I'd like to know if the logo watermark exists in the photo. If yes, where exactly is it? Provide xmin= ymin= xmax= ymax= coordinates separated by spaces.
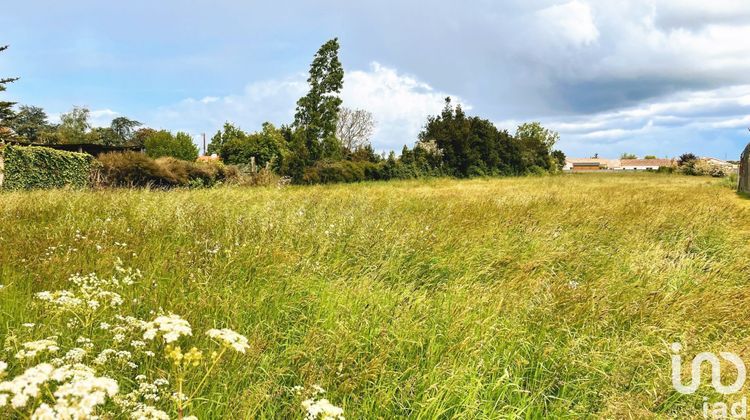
xmin=671 ymin=343 xmax=747 ymax=419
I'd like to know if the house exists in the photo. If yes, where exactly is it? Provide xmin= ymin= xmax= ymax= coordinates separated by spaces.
xmin=700 ymin=157 xmax=738 ymax=172
xmin=564 ymin=157 xmax=675 ymax=172
xmin=563 ymin=158 xmax=617 ymax=172
xmin=618 ymin=158 xmax=675 ymax=171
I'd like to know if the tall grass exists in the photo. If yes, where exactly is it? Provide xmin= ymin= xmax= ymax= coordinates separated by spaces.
xmin=1 ymin=173 xmax=748 ymax=417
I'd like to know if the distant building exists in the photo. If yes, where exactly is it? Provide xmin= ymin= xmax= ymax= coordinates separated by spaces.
xmin=563 ymin=158 xmax=617 ymax=172
xmin=564 ymin=158 xmax=675 ymax=172
xmin=618 ymin=159 xmax=675 ymax=171
xmin=700 ymin=157 xmax=738 ymax=172
xmin=197 ymin=154 xmax=221 ymax=163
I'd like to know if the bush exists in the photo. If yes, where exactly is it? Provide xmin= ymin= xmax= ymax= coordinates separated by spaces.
xmin=96 ymin=152 xmax=239 ymax=188
xmin=0 ymin=144 xmax=98 ymax=190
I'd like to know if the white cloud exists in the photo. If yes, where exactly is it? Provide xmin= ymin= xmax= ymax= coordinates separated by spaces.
xmin=150 ymin=62 xmax=466 ymax=152
xmin=341 ymin=63 xmax=468 ymax=151
xmin=537 ymin=1 xmax=600 ymax=46
xmin=89 ymin=109 xmax=119 ymax=127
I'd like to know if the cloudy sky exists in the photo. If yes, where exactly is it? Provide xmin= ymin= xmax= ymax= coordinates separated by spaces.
xmin=2 ymin=0 xmax=750 ymax=159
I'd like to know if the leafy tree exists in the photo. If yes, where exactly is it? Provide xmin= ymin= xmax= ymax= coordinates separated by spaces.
xmin=551 ymin=150 xmax=567 ymax=171
xmin=0 ymin=45 xmax=19 ymax=138
xmin=132 ymin=128 xmax=156 ymax=148
xmin=87 ymin=127 xmax=120 ymax=146
xmin=220 ymin=122 xmax=287 ymax=169
xmin=419 ymin=98 xmax=522 ymax=177
xmin=293 ymin=38 xmax=344 ymax=163
xmin=58 ymin=107 xmax=91 ymax=143
xmin=144 ymin=130 xmax=199 ymax=161
xmin=207 ymin=122 xmax=246 ymax=156
xmin=10 ymin=105 xmax=51 ymax=142
xmin=110 ymin=117 xmax=142 ymax=145
xmin=620 ymin=153 xmax=637 ymax=159
xmin=678 ymin=153 xmax=698 ymax=166
xmin=515 ymin=122 xmax=559 ymax=172
xmin=644 ymin=155 xmax=657 ymax=159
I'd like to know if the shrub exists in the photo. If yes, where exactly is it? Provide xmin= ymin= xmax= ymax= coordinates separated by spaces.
xmin=96 ymin=152 xmax=239 ymax=188
xmin=0 ymin=144 xmax=98 ymax=190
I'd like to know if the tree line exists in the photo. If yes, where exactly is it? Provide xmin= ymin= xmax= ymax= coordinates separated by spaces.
xmin=0 ymin=40 xmax=566 ymax=184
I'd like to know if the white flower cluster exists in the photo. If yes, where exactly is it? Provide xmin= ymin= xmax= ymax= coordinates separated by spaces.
xmin=302 ymin=398 xmax=345 ymax=420
xmin=15 ymin=338 xmax=60 ymax=360
xmin=0 ymin=362 xmax=117 ymax=418
xmin=142 ymin=315 xmax=193 ymax=343
xmin=206 ymin=328 xmax=250 ymax=353
xmin=34 ymin=269 xmax=138 ymax=313
xmin=297 ymin=385 xmax=345 ymax=420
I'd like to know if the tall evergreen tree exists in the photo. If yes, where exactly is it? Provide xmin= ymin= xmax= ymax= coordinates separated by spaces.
xmin=293 ymin=38 xmax=344 ymax=162
xmin=0 ymin=45 xmax=19 ymax=139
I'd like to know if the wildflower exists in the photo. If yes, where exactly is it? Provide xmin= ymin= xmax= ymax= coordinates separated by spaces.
xmin=142 ymin=314 xmax=192 ymax=343
xmin=568 ymin=280 xmax=579 ymax=289
xmin=0 ymin=361 xmax=6 ymax=375
xmin=206 ymin=328 xmax=250 ymax=353
xmin=302 ymin=398 xmax=345 ymax=420
xmin=100 ymin=322 xmax=111 ymax=330
xmin=130 ymin=403 xmax=169 ymax=419
xmin=22 ymin=323 xmax=35 ymax=328
xmin=15 ymin=338 xmax=59 ymax=360
xmin=63 ymin=348 xmax=86 ymax=364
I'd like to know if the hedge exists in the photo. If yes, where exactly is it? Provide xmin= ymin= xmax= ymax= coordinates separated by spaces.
xmin=0 ymin=145 xmax=98 ymax=190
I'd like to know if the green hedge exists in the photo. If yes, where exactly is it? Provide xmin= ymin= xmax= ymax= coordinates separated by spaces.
xmin=1 ymin=145 xmax=98 ymax=190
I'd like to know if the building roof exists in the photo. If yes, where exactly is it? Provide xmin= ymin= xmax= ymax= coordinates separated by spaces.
xmin=2 ymin=140 xmax=142 ymax=156
xmin=620 ymin=159 xmax=674 ymax=167
xmin=566 ymin=158 xmax=618 ymax=167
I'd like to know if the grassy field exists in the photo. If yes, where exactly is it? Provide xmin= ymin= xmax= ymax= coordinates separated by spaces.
xmin=1 ymin=173 xmax=749 ymax=418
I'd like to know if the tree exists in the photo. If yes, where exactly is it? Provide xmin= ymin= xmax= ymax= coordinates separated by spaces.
xmin=0 ymin=45 xmax=19 ymax=139
xmin=336 ymin=107 xmax=375 ymax=152
xmin=293 ymin=38 xmax=344 ymax=162
xmin=644 ymin=155 xmax=657 ymax=160
xmin=144 ymin=130 xmax=199 ymax=161
xmin=10 ymin=105 xmax=51 ymax=142
xmin=419 ymin=97 xmax=523 ymax=177
xmin=514 ymin=122 xmax=559 ymax=172
xmin=87 ymin=127 xmax=120 ymax=145
xmin=206 ymin=122 xmax=246 ymax=156
xmin=58 ymin=107 xmax=91 ymax=143
xmin=620 ymin=153 xmax=637 ymax=159
xmin=220 ymin=122 xmax=287 ymax=169
xmin=551 ymin=150 xmax=567 ymax=171
xmin=110 ymin=117 xmax=142 ymax=145
xmin=678 ymin=153 xmax=698 ymax=166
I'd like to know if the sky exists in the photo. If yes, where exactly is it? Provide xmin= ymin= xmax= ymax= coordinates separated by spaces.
xmin=2 ymin=0 xmax=750 ymax=159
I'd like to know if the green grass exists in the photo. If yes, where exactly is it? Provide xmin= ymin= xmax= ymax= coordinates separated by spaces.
xmin=1 ymin=173 xmax=749 ymax=418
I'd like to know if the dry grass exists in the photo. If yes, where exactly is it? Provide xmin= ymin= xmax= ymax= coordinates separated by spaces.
xmin=1 ymin=172 xmax=749 ymax=417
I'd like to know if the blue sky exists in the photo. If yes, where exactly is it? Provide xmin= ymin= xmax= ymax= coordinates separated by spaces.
xmin=2 ymin=0 xmax=750 ymax=159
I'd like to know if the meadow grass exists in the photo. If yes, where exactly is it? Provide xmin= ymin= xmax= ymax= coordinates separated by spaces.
xmin=1 ymin=173 xmax=749 ymax=418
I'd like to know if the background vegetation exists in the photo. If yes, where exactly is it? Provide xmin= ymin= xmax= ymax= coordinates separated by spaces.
xmin=0 ymin=144 xmax=97 ymax=190
xmin=0 ymin=174 xmax=747 ymax=417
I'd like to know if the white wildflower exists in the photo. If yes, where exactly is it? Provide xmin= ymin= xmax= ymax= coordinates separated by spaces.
xmin=142 ymin=314 xmax=192 ymax=343
xmin=15 ymin=338 xmax=59 ymax=360
xmin=206 ymin=328 xmax=250 ymax=353
xmin=302 ymin=398 xmax=345 ymax=420
xmin=131 ymin=404 xmax=169 ymax=419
